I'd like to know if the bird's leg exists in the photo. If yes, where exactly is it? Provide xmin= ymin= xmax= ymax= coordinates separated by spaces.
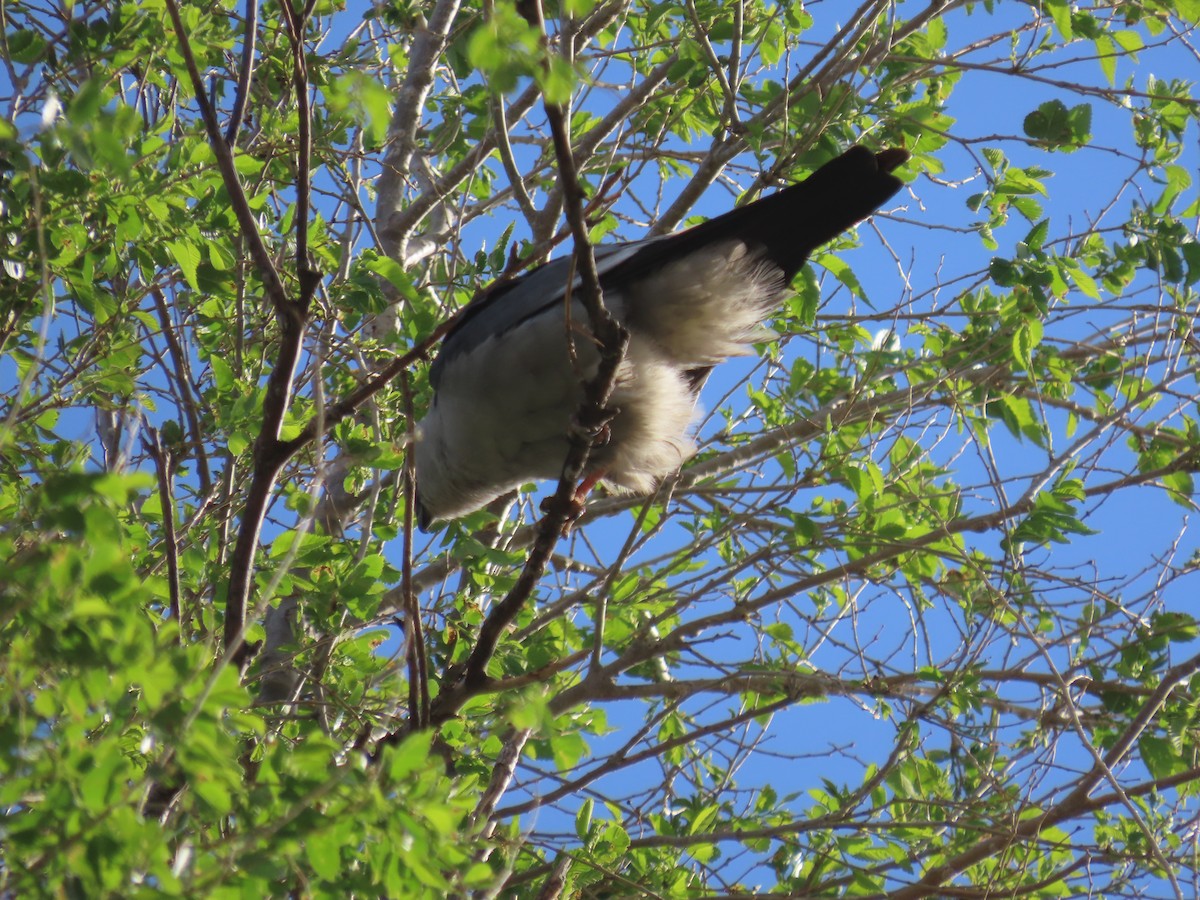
xmin=540 ymin=467 xmax=606 ymax=533
xmin=572 ymin=468 xmax=606 ymax=507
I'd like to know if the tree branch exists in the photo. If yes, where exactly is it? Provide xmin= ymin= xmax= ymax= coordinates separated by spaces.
xmin=375 ymin=0 xmax=463 ymax=265
xmin=425 ymin=0 xmax=630 ymax=724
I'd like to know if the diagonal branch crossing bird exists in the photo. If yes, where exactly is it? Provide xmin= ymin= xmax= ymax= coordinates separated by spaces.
xmin=414 ymin=145 xmax=909 ymax=527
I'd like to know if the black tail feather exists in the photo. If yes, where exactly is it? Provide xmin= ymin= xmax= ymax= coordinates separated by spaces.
xmin=627 ymin=146 xmax=908 ymax=282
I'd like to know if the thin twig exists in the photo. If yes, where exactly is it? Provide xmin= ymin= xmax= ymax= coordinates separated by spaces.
xmin=424 ymin=0 xmax=629 ymax=725
xmin=162 ymin=0 xmax=288 ymax=311
xmin=165 ymin=0 xmax=313 ymax=666
xmin=282 ymin=0 xmax=318 ymax=308
xmin=400 ymin=371 xmax=429 ymax=728
xmin=224 ymin=0 xmax=258 ymax=146
xmin=149 ymin=287 xmax=211 ymax=494
xmin=144 ymin=428 xmax=182 ymax=635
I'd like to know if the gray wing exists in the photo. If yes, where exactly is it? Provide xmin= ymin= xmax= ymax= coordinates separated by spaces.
xmin=430 ymin=146 xmax=908 ymax=388
xmin=428 ymin=241 xmax=667 ymax=389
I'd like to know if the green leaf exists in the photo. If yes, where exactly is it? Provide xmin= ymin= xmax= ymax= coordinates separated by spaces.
xmin=688 ymin=803 xmax=719 ymax=835
xmin=1023 ymin=219 xmax=1049 ymax=250
xmin=366 ymin=254 xmax=420 ymax=300
xmin=388 ymin=730 xmax=434 ymax=780
xmin=1096 ymin=33 xmax=1117 ymax=86
xmin=1162 ymin=469 xmax=1194 ymax=505
xmin=7 ymin=28 xmax=48 ymax=64
xmin=1023 ymin=100 xmax=1092 ymax=151
xmin=210 ymin=354 xmax=235 ymax=391
xmin=1043 ymin=0 xmax=1073 ymax=39
xmin=166 ymin=239 xmax=202 ymax=291
xmin=1183 ymin=242 xmax=1200 ymax=285
xmin=817 ymin=253 xmax=868 ymax=304
xmin=539 ymin=56 xmax=577 ymax=106
xmin=1011 ymin=318 xmax=1042 ymax=371
xmin=1140 ymin=735 xmax=1181 ymax=780
xmin=67 ymin=79 xmax=107 ymax=124
xmin=192 ymin=772 xmax=234 ymax=816
xmin=575 ymin=798 xmax=594 ymax=840
xmin=326 ymin=73 xmax=395 ymax=149
xmin=305 ymin=833 xmax=343 ymax=882
xmin=1112 ymin=30 xmax=1145 ymax=54
xmin=1069 ymin=264 xmax=1101 ymax=299
xmin=79 ymin=748 xmax=126 ymax=811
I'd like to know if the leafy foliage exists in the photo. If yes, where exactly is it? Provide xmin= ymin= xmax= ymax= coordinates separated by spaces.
xmin=2 ymin=0 xmax=1200 ymax=897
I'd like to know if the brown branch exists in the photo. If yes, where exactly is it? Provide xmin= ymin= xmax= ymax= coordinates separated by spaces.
xmin=224 ymin=0 xmax=258 ymax=146
xmin=162 ymin=0 xmax=288 ymax=313
xmin=399 ymin=371 xmax=429 ymax=728
xmin=164 ymin=0 xmax=314 ymax=667
xmin=281 ymin=1 xmax=319 ymax=313
xmin=144 ymin=428 xmax=182 ymax=634
xmin=149 ymin=286 xmax=211 ymax=494
xmin=277 ymin=321 xmax=452 ymax=459
xmin=424 ymin=0 xmax=629 ymax=726
xmin=535 ymin=854 xmax=572 ymax=900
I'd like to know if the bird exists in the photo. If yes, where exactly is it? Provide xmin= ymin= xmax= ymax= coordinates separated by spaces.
xmin=413 ymin=145 xmax=908 ymax=528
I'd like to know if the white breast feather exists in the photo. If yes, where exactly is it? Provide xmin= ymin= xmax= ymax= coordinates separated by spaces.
xmin=623 ymin=240 xmax=785 ymax=364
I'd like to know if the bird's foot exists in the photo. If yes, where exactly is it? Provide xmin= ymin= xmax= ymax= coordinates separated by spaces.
xmin=540 ymin=469 xmax=606 ymax=535
xmin=539 ymin=491 xmax=586 ymax=535
xmin=569 ymin=404 xmax=618 ymax=445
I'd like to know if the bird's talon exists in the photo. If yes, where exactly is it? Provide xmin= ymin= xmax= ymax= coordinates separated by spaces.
xmin=572 ymin=405 xmax=618 ymax=442
xmin=539 ymin=493 xmax=587 ymax=535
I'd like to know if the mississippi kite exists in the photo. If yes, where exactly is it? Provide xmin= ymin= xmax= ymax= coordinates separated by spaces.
xmin=414 ymin=146 xmax=908 ymax=527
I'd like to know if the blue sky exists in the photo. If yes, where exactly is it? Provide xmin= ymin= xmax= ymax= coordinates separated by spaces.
xmin=406 ymin=4 xmax=1200 ymax=890
xmin=2 ymin=0 xmax=1198 ymax=890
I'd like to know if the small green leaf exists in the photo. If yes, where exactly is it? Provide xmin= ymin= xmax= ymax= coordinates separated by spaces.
xmin=1065 ymin=264 xmax=1101 ymax=299
xmin=228 ymin=430 xmax=249 ymax=456
xmin=305 ymin=833 xmax=342 ymax=882
xmin=539 ymin=56 xmax=577 ymax=106
xmin=1012 ymin=318 xmax=1042 ymax=371
xmin=689 ymin=804 xmax=720 ymax=835
xmin=1182 ymin=242 xmax=1200 ymax=285
xmin=1043 ymin=0 xmax=1073 ymax=39
xmin=366 ymin=255 xmax=420 ymax=299
xmin=1023 ymin=219 xmax=1049 ymax=250
xmin=387 ymin=730 xmax=434 ymax=780
xmin=817 ymin=253 xmax=868 ymax=304
xmin=1140 ymin=735 xmax=1181 ymax=780
xmin=67 ymin=79 xmax=107 ymax=123
xmin=1096 ymin=33 xmax=1116 ymax=86
xmin=210 ymin=354 xmax=234 ymax=391
xmin=562 ymin=0 xmax=596 ymax=16
xmin=575 ymin=798 xmax=594 ymax=840
xmin=193 ymin=776 xmax=233 ymax=815
xmin=7 ymin=28 xmax=48 ymax=64
xmin=1023 ymin=100 xmax=1092 ymax=151
xmin=167 ymin=239 xmax=202 ymax=291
